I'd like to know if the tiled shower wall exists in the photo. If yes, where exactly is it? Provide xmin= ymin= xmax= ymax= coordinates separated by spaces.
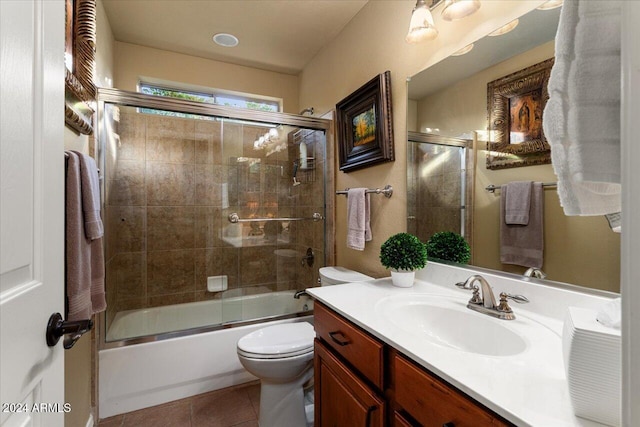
xmin=104 ymin=107 xmax=325 ymax=331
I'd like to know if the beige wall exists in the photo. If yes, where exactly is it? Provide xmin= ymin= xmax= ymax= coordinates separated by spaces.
xmin=415 ymin=41 xmax=620 ymax=292
xmin=113 ymin=42 xmax=300 ymax=114
xmin=299 ymin=0 xmax=547 ymax=279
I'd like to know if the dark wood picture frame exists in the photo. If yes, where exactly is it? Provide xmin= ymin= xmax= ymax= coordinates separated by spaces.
xmin=65 ymin=0 xmax=97 ymax=135
xmin=486 ymin=58 xmax=554 ymax=170
xmin=337 ymin=71 xmax=394 ymax=172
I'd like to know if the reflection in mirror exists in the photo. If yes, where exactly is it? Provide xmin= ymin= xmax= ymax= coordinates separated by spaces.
xmin=407 ymin=132 xmax=474 ymax=262
xmin=407 ymin=6 xmax=620 ymax=293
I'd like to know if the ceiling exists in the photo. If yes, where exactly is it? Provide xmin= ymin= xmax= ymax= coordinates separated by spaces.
xmin=408 ymin=6 xmax=561 ymax=100
xmin=102 ymin=0 xmax=369 ymax=75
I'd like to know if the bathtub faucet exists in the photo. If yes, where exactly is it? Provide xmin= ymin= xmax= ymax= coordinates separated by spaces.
xmin=293 ymin=290 xmax=309 ymax=299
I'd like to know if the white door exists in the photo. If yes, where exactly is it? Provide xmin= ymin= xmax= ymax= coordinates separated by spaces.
xmin=0 ymin=0 xmax=66 ymax=426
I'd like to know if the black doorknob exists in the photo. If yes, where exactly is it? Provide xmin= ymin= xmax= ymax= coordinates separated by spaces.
xmin=45 ymin=312 xmax=93 ymax=349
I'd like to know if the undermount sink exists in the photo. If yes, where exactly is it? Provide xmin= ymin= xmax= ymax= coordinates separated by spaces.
xmin=376 ymin=294 xmax=528 ymax=357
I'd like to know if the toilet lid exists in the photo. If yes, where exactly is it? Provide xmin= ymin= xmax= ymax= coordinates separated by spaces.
xmin=237 ymin=322 xmax=315 ymax=359
xmin=319 ymin=266 xmax=374 ymax=283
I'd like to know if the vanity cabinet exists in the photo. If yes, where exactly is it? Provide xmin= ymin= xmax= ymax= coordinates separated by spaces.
xmin=314 ymin=302 xmax=513 ymax=427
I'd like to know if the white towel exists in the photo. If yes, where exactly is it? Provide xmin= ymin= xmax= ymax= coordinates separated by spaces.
xmin=543 ymin=0 xmax=622 ymax=216
xmin=346 ymin=188 xmax=371 ymax=251
xmin=504 ymin=181 xmax=532 ymax=225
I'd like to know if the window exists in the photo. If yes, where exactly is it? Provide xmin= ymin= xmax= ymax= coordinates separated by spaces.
xmin=139 ymin=82 xmax=281 ymax=117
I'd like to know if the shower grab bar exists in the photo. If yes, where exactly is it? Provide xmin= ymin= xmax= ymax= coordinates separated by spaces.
xmin=335 ymin=184 xmax=393 ymax=198
xmin=228 ymin=212 xmax=323 ymax=223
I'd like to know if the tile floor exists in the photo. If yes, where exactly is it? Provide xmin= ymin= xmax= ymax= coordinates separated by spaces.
xmin=97 ymin=382 xmax=260 ymax=427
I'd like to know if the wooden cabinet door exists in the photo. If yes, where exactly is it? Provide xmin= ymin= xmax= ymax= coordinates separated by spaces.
xmin=315 ymin=339 xmax=385 ymax=427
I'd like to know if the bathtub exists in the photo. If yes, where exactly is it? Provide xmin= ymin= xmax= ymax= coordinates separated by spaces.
xmin=99 ymin=290 xmax=313 ymax=418
xmin=106 ymin=290 xmax=312 ymax=341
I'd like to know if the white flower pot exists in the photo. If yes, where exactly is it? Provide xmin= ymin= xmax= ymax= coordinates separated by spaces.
xmin=390 ymin=269 xmax=415 ymax=288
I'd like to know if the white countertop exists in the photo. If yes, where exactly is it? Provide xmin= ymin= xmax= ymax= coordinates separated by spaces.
xmin=307 ymin=264 xmax=614 ymax=427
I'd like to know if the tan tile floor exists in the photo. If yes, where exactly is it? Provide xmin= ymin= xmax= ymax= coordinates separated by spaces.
xmin=97 ymin=382 xmax=260 ymax=427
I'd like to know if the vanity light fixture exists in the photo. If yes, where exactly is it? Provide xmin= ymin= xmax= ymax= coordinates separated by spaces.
xmin=537 ymin=0 xmax=563 ymax=11
xmin=212 ymin=33 xmax=239 ymax=47
xmin=441 ymin=0 xmax=481 ymax=22
xmin=487 ymin=19 xmax=519 ymax=37
xmin=406 ymin=0 xmax=438 ymax=43
xmin=451 ymin=43 xmax=474 ymax=56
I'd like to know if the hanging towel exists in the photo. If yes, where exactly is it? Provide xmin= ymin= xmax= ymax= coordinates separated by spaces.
xmin=71 ymin=150 xmax=103 ymax=240
xmin=504 ymin=181 xmax=533 ymax=225
xmin=500 ymin=182 xmax=544 ymax=268
xmin=543 ymin=0 xmax=622 ymax=216
xmin=65 ymin=151 xmax=106 ymax=321
xmin=346 ymin=188 xmax=372 ymax=251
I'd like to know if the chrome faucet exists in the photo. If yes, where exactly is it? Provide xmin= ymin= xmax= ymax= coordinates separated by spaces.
xmin=455 ymin=274 xmax=529 ymax=320
xmin=293 ymin=290 xmax=309 ymax=299
xmin=524 ymin=267 xmax=547 ymax=279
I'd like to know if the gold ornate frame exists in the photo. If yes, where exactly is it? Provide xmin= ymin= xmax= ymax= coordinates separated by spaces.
xmin=65 ymin=0 xmax=96 ymax=135
xmin=486 ymin=58 xmax=554 ymax=170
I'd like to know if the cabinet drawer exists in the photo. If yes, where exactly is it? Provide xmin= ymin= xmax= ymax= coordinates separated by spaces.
xmin=314 ymin=302 xmax=384 ymax=389
xmin=394 ymin=355 xmax=511 ymax=427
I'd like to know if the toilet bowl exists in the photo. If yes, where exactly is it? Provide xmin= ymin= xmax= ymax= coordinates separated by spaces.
xmin=237 ymin=322 xmax=315 ymax=427
xmin=236 ymin=267 xmax=373 ymax=427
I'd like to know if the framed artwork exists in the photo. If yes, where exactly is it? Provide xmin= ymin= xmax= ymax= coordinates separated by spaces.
xmin=336 ymin=71 xmax=394 ymax=172
xmin=486 ymin=58 xmax=554 ymax=169
xmin=65 ymin=0 xmax=97 ymax=135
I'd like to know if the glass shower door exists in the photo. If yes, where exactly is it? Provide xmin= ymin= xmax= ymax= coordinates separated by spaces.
xmin=219 ymin=120 xmax=325 ymax=325
xmin=407 ymin=133 xmax=472 ymax=245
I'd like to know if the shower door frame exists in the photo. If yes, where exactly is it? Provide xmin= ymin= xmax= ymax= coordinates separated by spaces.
xmin=95 ymin=87 xmax=335 ymax=349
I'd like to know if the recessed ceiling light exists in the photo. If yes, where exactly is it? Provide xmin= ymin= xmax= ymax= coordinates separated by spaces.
xmin=451 ymin=43 xmax=474 ymax=56
xmin=537 ymin=0 xmax=563 ymax=11
xmin=213 ymin=33 xmax=239 ymax=47
xmin=488 ymin=19 xmax=519 ymax=37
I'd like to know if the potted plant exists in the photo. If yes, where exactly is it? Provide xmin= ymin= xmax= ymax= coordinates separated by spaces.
xmin=425 ymin=231 xmax=471 ymax=264
xmin=380 ymin=233 xmax=427 ymax=287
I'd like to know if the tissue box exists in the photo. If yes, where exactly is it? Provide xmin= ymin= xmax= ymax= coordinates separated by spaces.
xmin=562 ymin=307 xmax=621 ymax=426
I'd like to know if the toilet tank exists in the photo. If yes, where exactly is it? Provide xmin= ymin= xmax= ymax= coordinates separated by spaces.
xmin=319 ymin=266 xmax=373 ymax=286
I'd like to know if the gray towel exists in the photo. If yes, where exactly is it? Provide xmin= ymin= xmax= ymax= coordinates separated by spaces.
xmin=71 ymin=150 xmax=103 ymax=240
xmin=500 ymin=182 xmax=544 ymax=268
xmin=504 ymin=181 xmax=532 ymax=225
xmin=346 ymin=188 xmax=371 ymax=251
xmin=66 ymin=151 xmax=106 ymax=321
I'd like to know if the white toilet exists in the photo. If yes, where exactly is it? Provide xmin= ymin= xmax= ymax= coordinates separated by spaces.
xmin=236 ymin=267 xmax=373 ymax=427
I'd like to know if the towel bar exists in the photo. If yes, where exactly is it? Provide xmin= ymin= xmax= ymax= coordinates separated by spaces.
xmin=228 ymin=212 xmax=323 ymax=223
xmin=336 ymin=185 xmax=393 ymax=198
xmin=485 ymin=182 xmax=556 ymax=193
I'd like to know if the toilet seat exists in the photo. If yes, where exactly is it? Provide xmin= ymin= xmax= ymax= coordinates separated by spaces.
xmin=237 ymin=322 xmax=315 ymax=360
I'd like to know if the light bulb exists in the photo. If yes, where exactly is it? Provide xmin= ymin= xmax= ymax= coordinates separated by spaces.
xmin=441 ymin=0 xmax=481 ymax=21
xmin=406 ymin=0 xmax=438 ymax=43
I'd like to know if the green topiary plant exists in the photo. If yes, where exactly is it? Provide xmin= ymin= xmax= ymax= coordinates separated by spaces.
xmin=380 ymin=233 xmax=428 ymax=271
xmin=425 ymin=231 xmax=471 ymax=264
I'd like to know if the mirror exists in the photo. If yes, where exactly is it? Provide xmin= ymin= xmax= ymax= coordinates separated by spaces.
xmin=407 ymin=6 xmax=620 ymax=293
